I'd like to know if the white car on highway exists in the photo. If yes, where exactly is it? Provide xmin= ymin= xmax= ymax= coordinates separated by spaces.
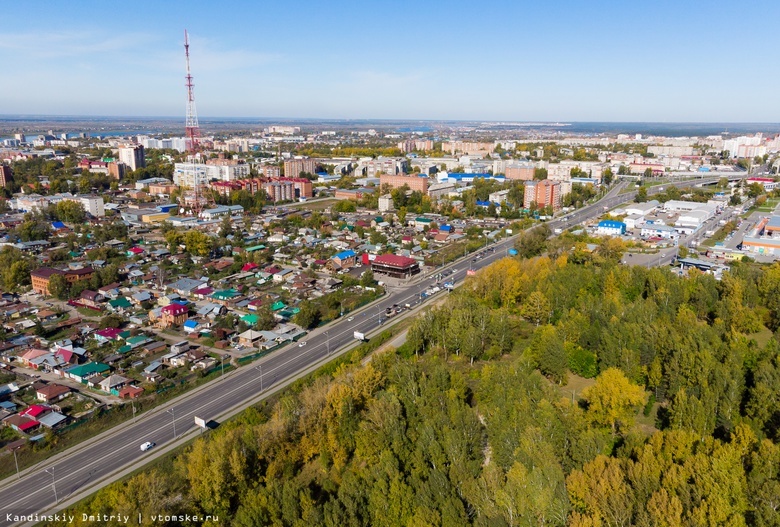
xmin=140 ymin=441 xmax=155 ymax=452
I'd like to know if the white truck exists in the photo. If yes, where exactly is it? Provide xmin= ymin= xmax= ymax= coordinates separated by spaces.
xmin=354 ymin=331 xmax=366 ymax=341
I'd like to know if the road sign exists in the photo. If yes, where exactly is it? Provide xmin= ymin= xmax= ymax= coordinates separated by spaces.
xmin=194 ymin=416 xmax=207 ymax=429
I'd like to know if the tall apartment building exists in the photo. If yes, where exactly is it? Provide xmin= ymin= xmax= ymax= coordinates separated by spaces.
xmin=379 ymin=174 xmax=429 ymax=194
xmin=79 ymin=195 xmax=105 ymax=217
xmin=361 ymin=157 xmax=408 ymax=177
xmin=0 ymin=165 xmax=13 ymax=187
xmin=523 ymin=180 xmax=562 ymax=210
xmin=173 ymin=161 xmax=250 ymax=187
xmin=108 ymin=161 xmax=126 ymax=180
xmin=442 ymin=141 xmax=494 ymax=156
xmin=259 ymin=165 xmax=281 ymax=178
xmin=284 ymin=158 xmax=317 ymax=178
xmin=263 ymin=181 xmax=295 ymax=202
xmin=397 ymin=139 xmax=434 ymax=152
xmin=213 ymin=139 xmax=250 ymax=152
xmin=281 ymin=178 xmax=313 ymax=198
xmin=118 ymin=144 xmax=146 ymax=172
xmin=504 ymin=162 xmax=535 ymax=180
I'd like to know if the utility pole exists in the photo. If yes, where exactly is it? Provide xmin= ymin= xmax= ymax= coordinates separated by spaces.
xmin=168 ymin=408 xmax=176 ymax=438
xmin=45 ymin=467 xmax=58 ymax=503
xmin=12 ymin=446 xmax=20 ymax=480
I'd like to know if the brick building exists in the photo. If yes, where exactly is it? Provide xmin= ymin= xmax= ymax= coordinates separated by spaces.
xmin=0 ymin=165 xmax=13 ymax=187
xmin=284 ymin=158 xmax=317 ymax=178
xmin=523 ymin=180 xmax=562 ymax=211
xmin=504 ymin=163 xmax=535 ymax=181
xmin=31 ymin=267 xmax=95 ymax=296
xmin=379 ymin=174 xmax=429 ymax=194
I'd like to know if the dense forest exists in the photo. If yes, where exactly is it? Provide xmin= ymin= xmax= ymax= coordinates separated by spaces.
xmin=57 ymin=253 xmax=780 ymax=526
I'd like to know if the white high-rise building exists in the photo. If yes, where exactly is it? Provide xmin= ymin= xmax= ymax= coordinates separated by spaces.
xmin=79 ymin=195 xmax=105 ymax=218
xmin=118 ymin=144 xmax=146 ymax=171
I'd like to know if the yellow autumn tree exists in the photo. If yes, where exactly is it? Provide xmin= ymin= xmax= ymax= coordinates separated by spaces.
xmin=582 ymin=368 xmax=646 ymax=433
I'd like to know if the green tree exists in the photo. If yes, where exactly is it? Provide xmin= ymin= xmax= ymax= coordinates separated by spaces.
xmin=514 ymin=224 xmax=550 ymax=258
xmin=294 ymin=300 xmax=321 ymax=329
xmin=99 ymin=314 xmax=124 ymax=329
xmin=635 ymin=186 xmax=648 ymax=203
xmin=602 ymin=168 xmax=614 ymax=186
xmin=47 ymin=273 xmax=69 ymax=300
xmin=360 ymin=269 xmax=375 ymax=287
xmin=254 ymin=306 xmax=277 ymax=331
xmin=53 ymin=200 xmax=86 ymax=223
xmin=4 ymin=259 xmax=31 ymax=292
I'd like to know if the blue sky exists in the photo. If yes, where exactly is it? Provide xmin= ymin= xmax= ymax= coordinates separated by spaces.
xmin=1 ymin=0 xmax=778 ymax=121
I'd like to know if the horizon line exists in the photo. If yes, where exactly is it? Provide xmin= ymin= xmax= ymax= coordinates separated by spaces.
xmin=2 ymin=114 xmax=780 ymax=126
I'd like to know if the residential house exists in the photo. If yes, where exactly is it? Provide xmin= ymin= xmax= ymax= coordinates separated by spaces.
xmin=328 ymin=249 xmax=357 ymax=271
xmin=37 ymin=411 xmax=67 ymax=429
xmin=97 ymin=374 xmax=130 ymax=394
xmin=118 ymin=385 xmax=144 ymax=399
xmin=36 ymin=383 xmax=72 ymax=403
xmin=64 ymin=362 xmax=110 ymax=384
xmin=237 ymin=329 xmax=265 ymax=347
xmin=79 ymin=290 xmax=104 ymax=308
xmin=107 ymin=297 xmax=132 ymax=313
xmin=167 ymin=277 xmax=205 ymax=296
xmin=3 ymin=414 xmax=40 ymax=433
xmin=153 ymin=303 xmax=188 ymax=328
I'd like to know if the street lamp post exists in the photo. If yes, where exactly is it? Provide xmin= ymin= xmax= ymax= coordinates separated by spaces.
xmin=326 ymin=330 xmax=330 ymax=355
xmin=45 ymin=467 xmax=58 ymax=503
xmin=168 ymin=408 xmax=176 ymax=439
xmin=12 ymin=446 xmax=20 ymax=480
xmin=256 ymin=365 xmax=263 ymax=391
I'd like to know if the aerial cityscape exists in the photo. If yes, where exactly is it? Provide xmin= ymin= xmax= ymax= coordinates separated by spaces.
xmin=2 ymin=1 xmax=780 ymax=526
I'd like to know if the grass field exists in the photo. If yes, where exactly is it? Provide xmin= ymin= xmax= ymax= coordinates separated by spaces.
xmin=756 ymin=198 xmax=780 ymax=212
xmin=286 ymin=198 xmax=338 ymax=211
xmin=748 ymin=326 xmax=774 ymax=349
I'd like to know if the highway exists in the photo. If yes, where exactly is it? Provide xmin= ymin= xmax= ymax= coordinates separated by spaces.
xmin=0 ymin=175 xmax=743 ymax=525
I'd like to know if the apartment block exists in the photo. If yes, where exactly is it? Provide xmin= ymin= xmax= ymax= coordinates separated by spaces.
xmin=442 ymin=141 xmax=494 ymax=156
xmin=523 ymin=180 xmax=562 ymax=210
xmin=0 ymin=165 xmax=12 ymax=187
xmin=397 ymin=139 xmax=434 ymax=152
xmin=284 ymin=158 xmax=317 ymax=178
xmin=504 ymin=161 xmax=535 ymax=180
xmin=379 ymin=174 xmax=429 ymax=194
xmin=118 ymin=144 xmax=145 ymax=171
xmin=79 ymin=195 xmax=105 ymax=217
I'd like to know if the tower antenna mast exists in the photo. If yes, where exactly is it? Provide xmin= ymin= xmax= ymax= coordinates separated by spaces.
xmin=184 ymin=29 xmax=200 ymax=153
xmin=183 ymin=29 xmax=204 ymax=217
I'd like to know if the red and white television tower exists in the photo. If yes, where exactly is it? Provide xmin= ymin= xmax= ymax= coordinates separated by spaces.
xmin=184 ymin=29 xmax=200 ymax=153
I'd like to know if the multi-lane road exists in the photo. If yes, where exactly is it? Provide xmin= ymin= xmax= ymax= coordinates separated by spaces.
xmin=0 ymin=175 xmax=744 ymax=525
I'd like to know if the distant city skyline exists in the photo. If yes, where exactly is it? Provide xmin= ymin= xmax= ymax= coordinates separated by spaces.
xmin=2 ymin=0 xmax=780 ymax=122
